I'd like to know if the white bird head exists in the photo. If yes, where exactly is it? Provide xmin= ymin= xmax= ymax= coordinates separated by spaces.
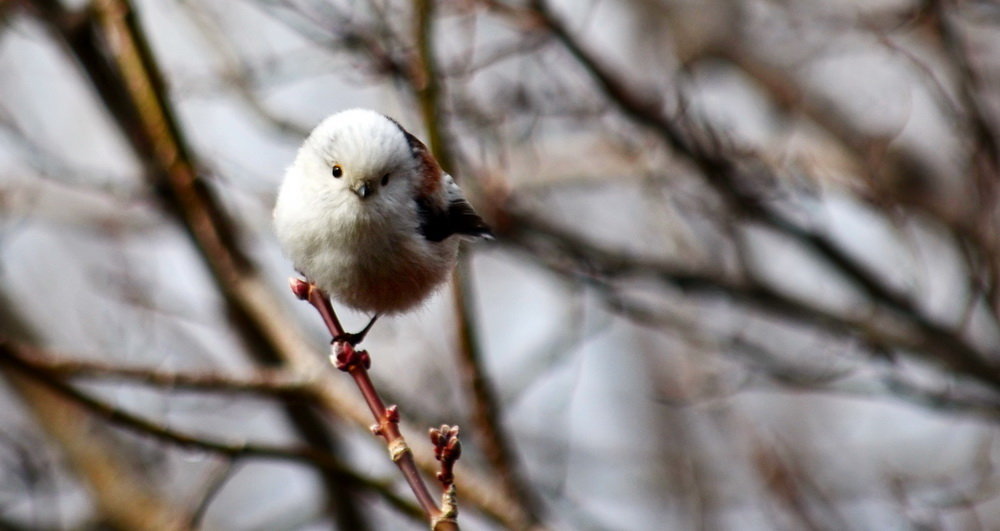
xmin=292 ymin=108 xmax=425 ymax=214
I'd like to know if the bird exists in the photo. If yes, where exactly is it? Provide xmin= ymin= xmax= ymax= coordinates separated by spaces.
xmin=273 ymin=108 xmax=492 ymax=345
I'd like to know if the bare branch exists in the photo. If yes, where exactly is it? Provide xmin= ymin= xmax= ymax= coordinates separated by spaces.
xmin=499 ymin=206 xmax=1000 ymax=388
xmin=2 ymin=341 xmax=310 ymax=396
xmin=0 ymin=340 xmax=426 ymax=523
xmin=412 ymin=0 xmax=544 ymax=526
xmin=290 ymin=279 xmax=459 ymax=530
xmin=485 ymin=0 xmax=1000 ymax=390
xmin=20 ymin=0 xmax=529 ymax=524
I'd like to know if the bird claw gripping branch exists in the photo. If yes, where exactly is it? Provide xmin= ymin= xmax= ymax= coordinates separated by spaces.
xmin=290 ymin=277 xmax=460 ymax=527
xmin=331 ymin=342 xmax=371 ymax=372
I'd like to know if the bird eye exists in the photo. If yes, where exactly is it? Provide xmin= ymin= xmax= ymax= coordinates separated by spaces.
xmin=332 ymin=165 xmax=343 ymax=178
xmin=381 ymin=173 xmax=390 ymax=186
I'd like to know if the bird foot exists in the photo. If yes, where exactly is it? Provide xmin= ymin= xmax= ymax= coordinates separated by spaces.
xmin=331 ymin=342 xmax=371 ymax=371
xmin=330 ymin=314 xmax=380 ymax=347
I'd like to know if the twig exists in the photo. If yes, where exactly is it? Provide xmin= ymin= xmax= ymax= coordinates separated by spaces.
xmin=412 ymin=1 xmax=544 ymax=526
xmin=429 ymin=424 xmax=462 ymax=527
xmin=0 ymin=340 xmax=426 ymax=522
xmin=291 ymin=278 xmax=460 ymax=531
xmin=928 ymin=0 xmax=1000 ymax=313
xmin=0 ymin=291 xmax=186 ymax=530
xmin=930 ymin=0 xmax=1000 ymax=174
xmin=413 ymin=0 xmax=452 ymax=170
xmin=429 ymin=424 xmax=462 ymax=488
xmin=23 ymin=1 xmax=400 ymax=527
xmin=186 ymin=460 xmax=241 ymax=530
xmin=22 ymin=1 xmax=565 ymax=526
xmin=589 ymin=282 xmax=1000 ymax=419
xmin=509 ymin=0 xmax=1000 ymax=389
xmin=0 ymin=343 xmax=323 ymax=467
xmin=1 ymin=341 xmax=310 ymax=396
xmin=527 ymin=0 xmax=911 ymax=309
xmin=499 ymin=206 xmax=1000 ymax=387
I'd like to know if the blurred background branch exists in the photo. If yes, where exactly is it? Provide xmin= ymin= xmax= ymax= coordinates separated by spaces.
xmin=2 ymin=0 xmax=1000 ymax=528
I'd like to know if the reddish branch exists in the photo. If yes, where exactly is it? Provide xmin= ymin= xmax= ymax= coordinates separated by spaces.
xmin=429 ymin=424 xmax=462 ymax=487
xmin=429 ymin=424 xmax=462 ymax=524
xmin=19 ymin=1 xmax=526 ymax=526
xmin=291 ymin=278 xmax=460 ymax=531
xmin=21 ymin=0 xmax=371 ymax=527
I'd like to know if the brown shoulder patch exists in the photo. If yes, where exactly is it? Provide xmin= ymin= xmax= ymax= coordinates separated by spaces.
xmin=415 ymin=145 xmax=443 ymax=198
xmin=385 ymin=115 xmax=443 ymax=199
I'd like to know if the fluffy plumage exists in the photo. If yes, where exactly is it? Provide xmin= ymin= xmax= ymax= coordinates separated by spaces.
xmin=273 ymin=108 xmax=491 ymax=315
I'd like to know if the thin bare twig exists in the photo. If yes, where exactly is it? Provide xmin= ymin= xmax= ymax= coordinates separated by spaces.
xmin=1 ymin=341 xmax=310 ymax=396
xmin=505 ymin=0 xmax=1000 ymax=389
xmin=928 ymin=0 xmax=1000 ymax=314
xmin=498 ymin=206 xmax=1000 ymax=387
xmin=291 ymin=279 xmax=460 ymax=531
xmin=429 ymin=424 xmax=462 ymax=524
xmin=412 ymin=2 xmax=544 ymax=527
xmin=185 ymin=460 xmax=241 ymax=530
xmin=22 ymin=1 xmax=530 ymax=525
xmin=0 ymin=291 xmax=187 ymax=529
xmin=0 ymin=340 xmax=426 ymax=522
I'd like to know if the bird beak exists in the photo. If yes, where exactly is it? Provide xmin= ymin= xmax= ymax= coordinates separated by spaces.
xmin=352 ymin=181 xmax=374 ymax=199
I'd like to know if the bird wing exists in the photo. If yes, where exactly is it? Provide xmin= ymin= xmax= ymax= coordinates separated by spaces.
xmin=386 ymin=116 xmax=493 ymax=242
xmin=416 ymin=173 xmax=493 ymax=242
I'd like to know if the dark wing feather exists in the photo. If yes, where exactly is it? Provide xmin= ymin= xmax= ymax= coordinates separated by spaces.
xmin=416 ymin=197 xmax=493 ymax=242
xmin=446 ymin=198 xmax=493 ymax=238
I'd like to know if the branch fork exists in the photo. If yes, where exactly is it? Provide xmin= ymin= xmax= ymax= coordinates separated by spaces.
xmin=331 ymin=341 xmax=371 ymax=372
xmin=290 ymin=277 xmax=461 ymax=530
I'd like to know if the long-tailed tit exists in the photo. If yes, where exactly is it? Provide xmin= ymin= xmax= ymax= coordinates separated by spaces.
xmin=274 ymin=109 xmax=492 ymax=343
